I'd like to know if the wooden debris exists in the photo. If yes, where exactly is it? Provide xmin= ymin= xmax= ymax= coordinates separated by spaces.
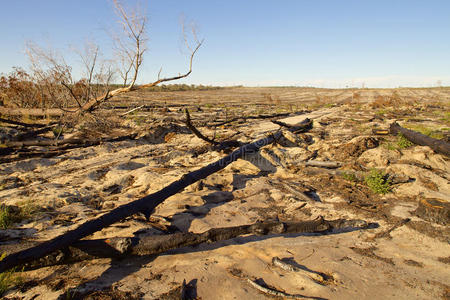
xmin=0 ymin=130 xmax=284 ymax=273
xmin=185 ymin=108 xmax=220 ymax=145
xmin=368 ymin=218 xmax=411 ymax=240
xmin=390 ymin=122 xmax=450 ymax=156
xmin=272 ymin=118 xmax=313 ymax=133
xmin=3 ymin=133 xmax=138 ymax=149
xmin=303 ymin=160 xmax=341 ymax=169
xmin=247 ymin=278 xmax=321 ymax=299
xmin=210 ymin=111 xmax=294 ymax=127
xmin=415 ymin=199 xmax=449 ymax=225
xmin=0 ymin=217 xmax=370 ymax=270
xmin=0 ymin=117 xmax=49 ymax=128
xmin=185 ymin=108 xmax=241 ymax=151
xmin=120 ymin=105 xmax=145 ymax=116
xmin=272 ymin=257 xmax=326 ymax=283
xmin=372 ymin=129 xmax=390 ymax=135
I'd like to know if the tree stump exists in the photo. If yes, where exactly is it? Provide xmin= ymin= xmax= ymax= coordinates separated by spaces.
xmin=415 ymin=198 xmax=450 ymax=225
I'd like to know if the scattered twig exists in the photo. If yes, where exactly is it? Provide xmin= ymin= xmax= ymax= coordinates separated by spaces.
xmin=120 ymin=105 xmax=144 ymax=116
xmin=210 ymin=112 xmax=295 ymax=127
xmin=272 ymin=257 xmax=326 ymax=283
xmin=247 ymin=278 xmax=323 ymax=299
xmin=369 ymin=218 xmax=410 ymax=240
xmin=272 ymin=118 xmax=313 ymax=133
xmin=185 ymin=108 xmax=219 ymax=145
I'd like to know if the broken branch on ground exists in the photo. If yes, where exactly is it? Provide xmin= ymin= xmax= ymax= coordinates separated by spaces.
xmin=1 ymin=217 xmax=370 ymax=270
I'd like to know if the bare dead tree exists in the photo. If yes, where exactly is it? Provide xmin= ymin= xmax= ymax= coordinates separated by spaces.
xmin=26 ymin=41 xmax=75 ymax=109
xmin=111 ymin=0 xmax=147 ymax=88
xmin=16 ymin=1 xmax=202 ymax=115
xmin=80 ymin=2 xmax=204 ymax=112
xmin=75 ymin=40 xmax=100 ymax=102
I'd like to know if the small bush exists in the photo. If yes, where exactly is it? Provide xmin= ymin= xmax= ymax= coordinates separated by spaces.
xmin=52 ymin=126 xmax=64 ymax=137
xmin=397 ymin=133 xmax=413 ymax=149
xmin=365 ymin=169 xmax=391 ymax=194
xmin=0 ymin=202 xmax=40 ymax=229
xmin=0 ymin=252 xmax=22 ymax=296
xmin=0 ymin=206 xmax=13 ymax=229
xmin=342 ymin=171 xmax=357 ymax=182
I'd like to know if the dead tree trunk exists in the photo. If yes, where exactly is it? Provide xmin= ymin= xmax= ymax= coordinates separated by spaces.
xmin=390 ymin=122 xmax=450 ymax=157
xmin=0 ymin=130 xmax=281 ymax=273
xmin=0 ymin=217 xmax=370 ymax=270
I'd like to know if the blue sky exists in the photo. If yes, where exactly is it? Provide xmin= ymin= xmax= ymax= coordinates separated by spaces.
xmin=0 ymin=0 xmax=449 ymax=88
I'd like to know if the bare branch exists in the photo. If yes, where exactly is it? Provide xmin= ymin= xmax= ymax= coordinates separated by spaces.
xmin=60 ymin=81 xmax=82 ymax=108
xmin=81 ymin=15 xmax=204 ymax=112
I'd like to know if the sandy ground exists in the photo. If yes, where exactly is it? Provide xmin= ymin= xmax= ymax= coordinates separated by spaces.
xmin=1 ymin=87 xmax=449 ymax=299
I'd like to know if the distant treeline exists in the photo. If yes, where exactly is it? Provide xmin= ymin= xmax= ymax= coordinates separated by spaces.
xmin=141 ymin=84 xmax=235 ymax=92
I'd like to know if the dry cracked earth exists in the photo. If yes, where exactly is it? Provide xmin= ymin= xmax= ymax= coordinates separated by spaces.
xmin=0 ymin=87 xmax=449 ymax=299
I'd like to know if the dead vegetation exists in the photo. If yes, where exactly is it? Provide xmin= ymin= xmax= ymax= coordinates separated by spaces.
xmin=0 ymin=87 xmax=449 ymax=299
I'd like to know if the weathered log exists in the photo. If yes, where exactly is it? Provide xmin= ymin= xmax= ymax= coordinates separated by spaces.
xmin=389 ymin=122 xmax=450 ymax=156
xmin=0 ymin=217 xmax=369 ymax=270
xmin=415 ymin=198 xmax=449 ymax=225
xmin=12 ymin=124 xmax=58 ymax=141
xmin=247 ymin=278 xmax=320 ymax=300
xmin=303 ymin=160 xmax=341 ymax=169
xmin=0 ymin=117 xmax=48 ymax=128
xmin=0 ymin=107 xmax=66 ymax=117
xmin=272 ymin=257 xmax=326 ymax=283
xmin=209 ymin=112 xmax=295 ymax=127
xmin=0 ymin=150 xmax=67 ymax=164
xmin=0 ymin=130 xmax=282 ymax=272
xmin=272 ymin=118 xmax=313 ymax=133
xmin=4 ymin=133 xmax=138 ymax=148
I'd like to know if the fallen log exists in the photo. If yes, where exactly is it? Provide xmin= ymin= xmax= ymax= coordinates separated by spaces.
xmin=209 ymin=112 xmax=295 ymax=127
xmin=272 ymin=118 xmax=313 ymax=133
xmin=3 ymin=133 xmax=138 ymax=148
xmin=389 ymin=122 xmax=450 ymax=156
xmin=0 ymin=107 xmax=66 ymax=117
xmin=415 ymin=198 xmax=449 ymax=225
xmin=0 ymin=130 xmax=283 ymax=272
xmin=247 ymin=278 xmax=321 ymax=300
xmin=12 ymin=124 xmax=58 ymax=141
xmin=0 ymin=150 xmax=67 ymax=164
xmin=303 ymin=160 xmax=341 ymax=169
xmin=0 ymin=217 xmax=370 ymax=270
xmin=0 ymin=117 xmax=49 ymax=128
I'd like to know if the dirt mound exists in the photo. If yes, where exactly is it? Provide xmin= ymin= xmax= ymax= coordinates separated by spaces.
xmin=332 ymin=136 xmax=379 ymax=160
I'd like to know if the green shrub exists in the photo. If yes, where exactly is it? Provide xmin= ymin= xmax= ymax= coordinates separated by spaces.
xmin=342 ymin=171 xmax=357 ymax=182
xmin=52 ymin=126 xmax=64 ymax=137
xmin=365 ymin=169 xmax=391 ymax=194
xmin=0 ymin=202 xmax=40 ymax=229
xmin=397 ymin=133 xmax=413 ymax=149
xmin=0 ymin=206 xmax=12 ymax=229
xmin=0 ymin=253 xmax=22 ymax=296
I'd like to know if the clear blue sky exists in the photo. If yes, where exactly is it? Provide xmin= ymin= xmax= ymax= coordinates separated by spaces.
xmin=1 ymin=0 xmax=449 ymax=88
